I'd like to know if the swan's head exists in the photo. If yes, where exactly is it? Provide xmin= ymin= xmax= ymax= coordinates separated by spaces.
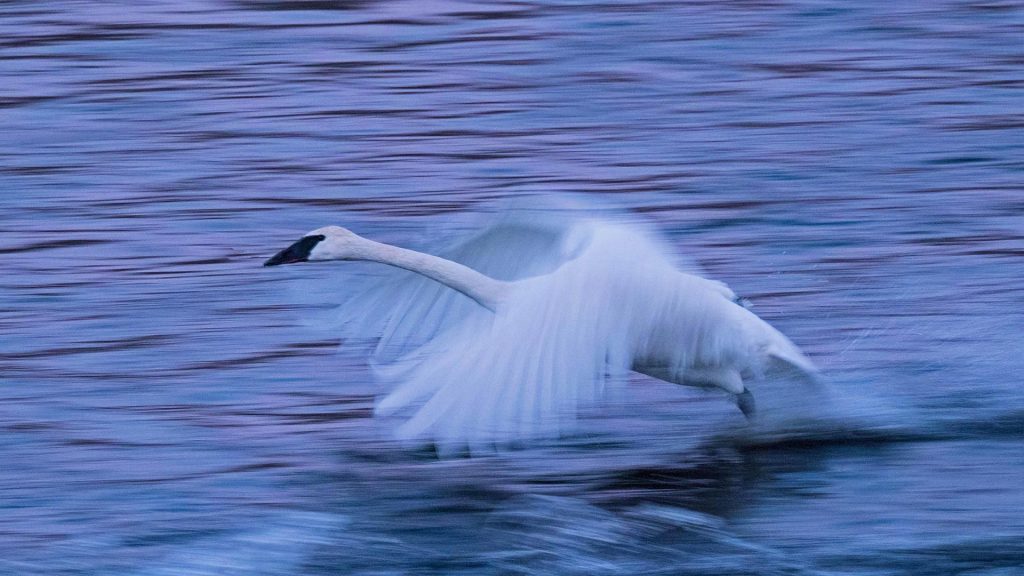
xmin=263 ymin=225 xmax=364 ymax=266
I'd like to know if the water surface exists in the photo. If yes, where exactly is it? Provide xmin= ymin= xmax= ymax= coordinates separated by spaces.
xmin=1 ymin=1 xmax=1023 ymax=574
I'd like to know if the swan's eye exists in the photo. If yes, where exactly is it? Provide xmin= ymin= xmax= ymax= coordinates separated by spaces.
xmin=264 ymin=234 xmax=326 ymax=266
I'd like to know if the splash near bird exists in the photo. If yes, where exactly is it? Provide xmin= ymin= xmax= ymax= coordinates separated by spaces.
xmin=265 ymin=206 xmax=818 ymax=452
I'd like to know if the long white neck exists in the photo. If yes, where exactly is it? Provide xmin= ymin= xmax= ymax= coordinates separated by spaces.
xmin=352 ymin=238 xmax=508 ymax=311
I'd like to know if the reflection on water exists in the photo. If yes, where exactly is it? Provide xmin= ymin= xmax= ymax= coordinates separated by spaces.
xmin=1 ymin=1 xmax=1022 ymax=574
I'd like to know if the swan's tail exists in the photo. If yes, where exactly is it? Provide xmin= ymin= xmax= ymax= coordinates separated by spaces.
xmin=767 ymin=335 xmax=819 ymax=381
xmin=733 ymin=304 xmax=818 ymax=380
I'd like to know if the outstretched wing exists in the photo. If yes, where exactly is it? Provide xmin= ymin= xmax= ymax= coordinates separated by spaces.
xmin=373 ymin=221 xmax=672 ymax=452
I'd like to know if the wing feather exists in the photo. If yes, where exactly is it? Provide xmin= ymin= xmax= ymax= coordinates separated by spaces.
xmin=375 ymin=223 xmax=648 ymax=451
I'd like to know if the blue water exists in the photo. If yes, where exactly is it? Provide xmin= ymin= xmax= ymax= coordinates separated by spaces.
xmin=2 ymin=1 xmax=1023 ymax=574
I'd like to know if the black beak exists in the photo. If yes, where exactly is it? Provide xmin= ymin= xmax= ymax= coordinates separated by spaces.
xmin=264 ymin=234 xmax=325 ymax=267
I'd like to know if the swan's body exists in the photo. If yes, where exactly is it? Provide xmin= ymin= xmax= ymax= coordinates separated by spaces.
xmin=265 ymin=212 xmax=817 ymax=450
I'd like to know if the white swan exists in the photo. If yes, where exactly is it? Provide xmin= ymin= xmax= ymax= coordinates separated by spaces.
xmin=265 ymin=212 xmax=818 ymax=450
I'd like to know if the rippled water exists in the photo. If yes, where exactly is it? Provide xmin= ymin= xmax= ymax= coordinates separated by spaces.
xmin=2 ymin=1 xmax=1023 ymax=574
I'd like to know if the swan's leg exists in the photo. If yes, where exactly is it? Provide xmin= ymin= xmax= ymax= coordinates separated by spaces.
xmin=736 ymin=390 xmax=756 ymax=420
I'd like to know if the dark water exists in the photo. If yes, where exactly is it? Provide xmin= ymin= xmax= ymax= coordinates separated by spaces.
xmin=2 ymin=1 xmax=1023 ymax=574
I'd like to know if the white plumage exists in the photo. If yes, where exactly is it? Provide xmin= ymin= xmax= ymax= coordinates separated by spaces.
xmin=265 ymin=206 xmax=818 ymax=451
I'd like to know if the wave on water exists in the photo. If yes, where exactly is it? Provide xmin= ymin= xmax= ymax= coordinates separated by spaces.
xmin=115 ymin=512 xmax=348 ymax=576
